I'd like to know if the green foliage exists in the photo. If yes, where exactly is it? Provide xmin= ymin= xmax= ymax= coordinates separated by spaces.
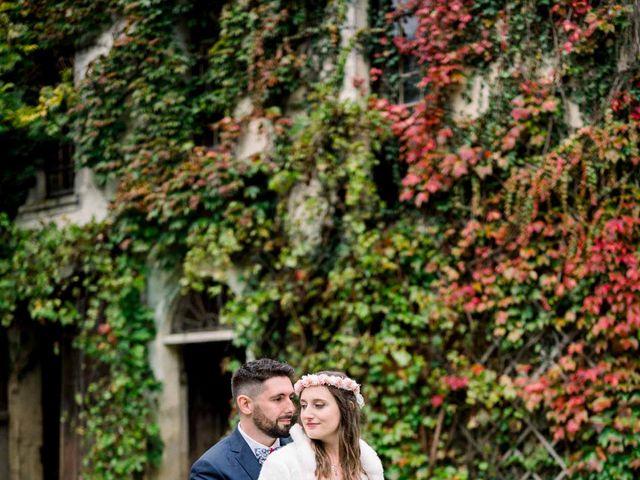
xmin=367 ymin=0 xmax=640 ymax=478
xmin=0 ymin=220 xmax=161 ymax=477
xmin=2 ymin=0 xmax=640 ymax=479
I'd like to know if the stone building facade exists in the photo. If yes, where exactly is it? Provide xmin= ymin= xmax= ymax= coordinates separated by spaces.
xmin=1 ymin=0 xmax=535 ymax=477
xmin=2 ymin=2 xmax=371 ymax=479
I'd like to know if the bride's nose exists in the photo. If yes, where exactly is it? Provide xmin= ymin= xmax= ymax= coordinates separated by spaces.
xmin=300 ymin=408 xmax=312 ymax=419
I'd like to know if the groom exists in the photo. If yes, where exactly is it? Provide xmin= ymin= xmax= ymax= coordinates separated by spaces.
xmin=190 ymin=358 xmax=297 ymax=480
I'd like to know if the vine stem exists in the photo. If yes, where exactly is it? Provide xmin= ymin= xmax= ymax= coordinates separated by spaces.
xmin=427 ymin=406 xmax=446 ymax=476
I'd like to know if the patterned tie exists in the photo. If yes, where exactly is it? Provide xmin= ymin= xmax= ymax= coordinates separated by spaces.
xmin=255 ymin=446 xmax=280 ymax=465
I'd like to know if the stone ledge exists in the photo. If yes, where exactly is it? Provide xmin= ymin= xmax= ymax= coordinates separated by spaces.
xmin=162 ymin=329 xmax=234 ymax=345
xmin=17 ymin=193 xmax=80 ymax=217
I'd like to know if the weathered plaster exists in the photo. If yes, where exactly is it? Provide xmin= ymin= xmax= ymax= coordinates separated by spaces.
xmin=286 ymin=176 xmax=331 ymax=255
xmin=74 ymin=19 xmax=126 ymax=86
xmin=235 ymin=117 xmax=274 ymax=161
xmin=451 ymin=63 xmax=499 ymax=122
xmin=147 ymin=267 xmax=188 ymax=480
xmin=564 ymin=99 xmax=584 ymax=130
xmin=339 ymin=0 xmax=369 ymax=102
xmin=15 ymin=168 xmax=111 ymax=229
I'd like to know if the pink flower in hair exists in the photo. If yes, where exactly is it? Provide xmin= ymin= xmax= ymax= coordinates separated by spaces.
xmin=293 ymin=373 xmax=365 ymax=408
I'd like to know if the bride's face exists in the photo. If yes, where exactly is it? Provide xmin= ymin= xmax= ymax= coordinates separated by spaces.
xmin=299 ymin=386 xmax=341 ymax=443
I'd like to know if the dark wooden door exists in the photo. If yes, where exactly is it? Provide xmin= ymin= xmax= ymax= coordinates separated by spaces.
xmin=0 ymin=327 xmax=9 ymax=480
xmin=40 ymin=325 xmax=61 ymax=480
xmin=185 ymin=342 xmax=243 ymax=465
xmin=58 ymin=331 xmax=83 ymax=480
xmin=40 ymin=326 xmax=83 ymax=480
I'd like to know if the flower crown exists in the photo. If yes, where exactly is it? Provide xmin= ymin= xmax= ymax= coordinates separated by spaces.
xmin=294 ymin=373 xmax=365 ymax=408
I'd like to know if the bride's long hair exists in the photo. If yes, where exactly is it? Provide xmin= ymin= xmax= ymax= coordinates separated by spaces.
xmin=307 ymin=371 xmax=366 ymax=480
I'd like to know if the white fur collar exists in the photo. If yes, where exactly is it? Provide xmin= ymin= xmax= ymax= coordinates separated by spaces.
xmin=289 ymin=424 xmax=317 ymax=472
xmin=288 ymin=424 xmax=383 ymax=478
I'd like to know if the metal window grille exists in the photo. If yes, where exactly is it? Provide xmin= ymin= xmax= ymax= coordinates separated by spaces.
xmin=171 ymin=286 xmax=229 ymax=334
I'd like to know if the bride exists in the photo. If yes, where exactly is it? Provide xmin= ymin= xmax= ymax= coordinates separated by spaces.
xmin=258 ymin=371 xmax=384 ymax=480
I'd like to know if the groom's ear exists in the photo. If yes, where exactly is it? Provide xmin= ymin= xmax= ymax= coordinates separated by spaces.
xmin=236 ymin=394 xmax=253 ymax=415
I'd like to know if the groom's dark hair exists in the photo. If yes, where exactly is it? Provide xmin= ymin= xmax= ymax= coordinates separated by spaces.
xmin=231 ymin=358 xmax=295 ymax=400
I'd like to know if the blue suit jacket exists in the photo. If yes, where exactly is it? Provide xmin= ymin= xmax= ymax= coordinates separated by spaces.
xmin=190 ymin=426 xmax=292 ymax=480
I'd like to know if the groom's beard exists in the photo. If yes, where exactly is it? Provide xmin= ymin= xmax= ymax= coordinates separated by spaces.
xmin=253 ymin=405 xmax=296 ymax=438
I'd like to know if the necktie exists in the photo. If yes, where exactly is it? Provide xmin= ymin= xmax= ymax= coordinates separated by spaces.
xmin=255 ymin=446 xmax=280 ymax=465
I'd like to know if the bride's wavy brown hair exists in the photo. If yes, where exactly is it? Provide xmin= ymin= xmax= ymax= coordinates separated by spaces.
xmin=303 ymin=371 xmax=367 ymax=480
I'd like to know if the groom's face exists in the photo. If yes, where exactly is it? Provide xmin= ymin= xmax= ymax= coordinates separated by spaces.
xmin=251 ymin=376 xmax=296 ymax=438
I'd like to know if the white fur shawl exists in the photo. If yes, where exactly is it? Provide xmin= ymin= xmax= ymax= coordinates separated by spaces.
xmin=258 ymin=424 xmax=384 ymax=480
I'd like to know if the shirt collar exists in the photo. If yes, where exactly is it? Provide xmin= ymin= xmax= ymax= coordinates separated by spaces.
xmin=237 ymin=423 xmax=281 ymax=452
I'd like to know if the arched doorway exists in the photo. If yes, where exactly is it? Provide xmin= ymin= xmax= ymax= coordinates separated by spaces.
xmin=163 ymin=287 xmax=244 ymax=466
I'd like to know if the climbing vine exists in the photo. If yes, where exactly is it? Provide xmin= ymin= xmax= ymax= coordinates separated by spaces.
xmin=2 ymin=0 xmax=640 ymax=479
xmin=0 ymin=213 xmax=161 ymax=477
xmin=363 ymin=0 xmax=640 ymax=478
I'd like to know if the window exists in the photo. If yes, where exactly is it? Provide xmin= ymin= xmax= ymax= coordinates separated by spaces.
xmin=370 ymin=0 xmax=422 ymax=105
xmin=45 ymin=143 xmax=75 ymax=198
xmin=394 ymin=7 xmax=422 ymax=105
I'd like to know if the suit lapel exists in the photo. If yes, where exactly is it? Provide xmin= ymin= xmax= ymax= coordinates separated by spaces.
xmin=229 ymin=427 xmax=261 ymax=480
xmin=229 ymin=427 xmax=294 ymax=480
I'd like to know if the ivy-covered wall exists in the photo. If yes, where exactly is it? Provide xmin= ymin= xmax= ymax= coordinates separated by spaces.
xmin=1 ymin=1 xmax=640 ymax=479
